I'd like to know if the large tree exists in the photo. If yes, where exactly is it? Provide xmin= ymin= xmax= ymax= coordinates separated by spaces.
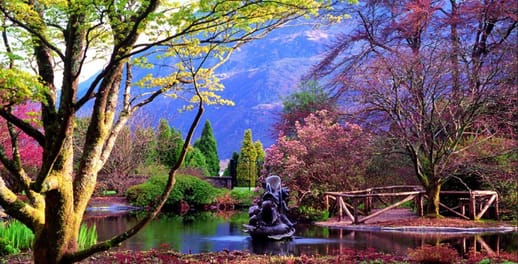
xmin=0 ymin=0 xmax=332 ymax=263
xmin=311 ymin=0 xmax=517 ymax=215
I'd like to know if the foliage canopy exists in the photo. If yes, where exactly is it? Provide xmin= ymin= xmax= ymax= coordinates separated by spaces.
xmin=0 ymin=0 xmax=337 ymax=262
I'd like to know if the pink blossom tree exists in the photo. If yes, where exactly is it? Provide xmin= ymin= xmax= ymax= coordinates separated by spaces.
xmin=265 ymin=110 xmax=371 ymax=205
xmin=0 ymin=103 xmax=42 ymax=192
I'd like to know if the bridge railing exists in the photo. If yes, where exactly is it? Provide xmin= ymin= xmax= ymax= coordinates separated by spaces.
xmin=324 ymin=186 xmax=498 ymax=224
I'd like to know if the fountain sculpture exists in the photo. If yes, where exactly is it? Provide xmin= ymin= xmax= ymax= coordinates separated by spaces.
xmin=243 ymin=175 xmax=295 ymax=240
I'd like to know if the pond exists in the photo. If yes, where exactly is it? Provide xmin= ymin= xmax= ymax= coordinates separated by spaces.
xmin=83 ymin=210 xmax=518 ymax=257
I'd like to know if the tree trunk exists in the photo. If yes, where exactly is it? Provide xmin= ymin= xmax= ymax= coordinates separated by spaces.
xmin=33 ymin=190 xmax=80 ymax=264
xmin=33 ymin=140 xmax=81 ymax=264
xmin=426 ymin=181 xmax=441 ymax=217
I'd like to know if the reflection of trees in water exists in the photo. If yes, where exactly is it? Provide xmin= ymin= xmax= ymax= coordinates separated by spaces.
xmin=83 ymin=212 xmax=516 ymax=257
xmin=323 ymin=228 xmax=517 ymax=258
xmin=83 ymin=215 xmax=131 ymax=241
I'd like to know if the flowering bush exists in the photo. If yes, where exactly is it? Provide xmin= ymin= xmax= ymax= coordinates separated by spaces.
xmin=264 ymin=110 xmax=371 ymax=207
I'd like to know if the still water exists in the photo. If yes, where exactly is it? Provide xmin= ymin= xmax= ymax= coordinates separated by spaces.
xmin=83 ymin=211 xmax=517 ymax=257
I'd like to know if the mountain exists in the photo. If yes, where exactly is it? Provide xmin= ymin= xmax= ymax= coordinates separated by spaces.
xmin=79 ymin=23 xmax=339 ymax=159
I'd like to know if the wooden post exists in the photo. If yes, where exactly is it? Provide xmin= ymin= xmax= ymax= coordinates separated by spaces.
xmin=338 ymin=196 xmax=343 ymax=222
xmin=416 ymin=193 xmax=424 ymax=217
xmin=340 ymin=197 xmax=355 ymax=222
xmin=494 ymin=194 xmax=500 ymax=220
xmin=353 ymin=198 xmax=359 ymax=224
xmin=364 ymin=190 xmax=371 ymax=214
xmin=469 ymin=192 xmax=477 ymax=220
xmin=476 ymin=193 xmax=497 ymax=220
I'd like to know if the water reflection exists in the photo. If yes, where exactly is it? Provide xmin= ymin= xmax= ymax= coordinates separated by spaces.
xmin=83 ymin=211 xmax=517 ymax=257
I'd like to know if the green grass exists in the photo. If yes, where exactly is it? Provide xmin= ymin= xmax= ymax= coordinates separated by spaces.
xmin=78 ymin=223 xmax=97 ymax=250
xmin=230 ymin=187 xmax=257 ymax=207
xmin=0 ymin=220 xmax=97 ymax=256
xmin=0 ymin=220 xmax=34 ymax=254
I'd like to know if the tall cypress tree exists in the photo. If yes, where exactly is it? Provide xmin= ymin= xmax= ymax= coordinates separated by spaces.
xmin=193 ymin=120 xmax=220 ymax=176
xmin=254 ymin=140 xmax=265 ymax=180
xmin=237 ymin=129 xmax=257 ymax=188
xmin=224 ymin=152 xmax=239 ymax=187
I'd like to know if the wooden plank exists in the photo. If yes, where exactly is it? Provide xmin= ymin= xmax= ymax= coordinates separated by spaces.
xmin=339 ymin=196 xmax=355 ymax=222
xmin=476 ymin=236 xmax=496 ymax=256
xmin=341 ymin=191 xmax=423 ymax=198
xmin=370 ymin=185 xmax=423 ymax=192
xmin=476 ymin=194 xmax=497 ymax=220
xmin=356 ymin=194 xmax=416 ymax=224
xmin=472 ymin=190 xmax=498 ymax=195
xmin=439 ymin=202 xmax=470 ymax=220
xmin=440 ymin=191 xmax=472 ymax=195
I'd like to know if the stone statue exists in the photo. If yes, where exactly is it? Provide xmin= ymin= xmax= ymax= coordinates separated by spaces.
xmin=243 ymin=175 xmax=295 ymax=240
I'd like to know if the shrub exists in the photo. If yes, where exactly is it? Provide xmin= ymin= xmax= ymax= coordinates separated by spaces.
xmin=230 ymin=187 xmax=257 ymax=207
xmin=296 ymin=205 xmax=329 ymax=222
xmin=125 ymin=174 xmax=224 ymax=209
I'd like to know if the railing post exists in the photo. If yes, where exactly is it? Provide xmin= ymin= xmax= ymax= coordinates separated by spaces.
xmin=415 ymin=192 xmax=424 ymax=217
xmin=469 ymin=192 xmax=477 ymax=220
xmin=494 ymin=194 xmax=499 ymax=220
xmin=364 ymin=189 xmax=371 ymax=214
xmin=338 ymin=196 xmax=343 ymax=222
xmin=353 ymin=198 xmax=359 ymax=224
xmin=325 ymin=195 xmax=329 ymax=212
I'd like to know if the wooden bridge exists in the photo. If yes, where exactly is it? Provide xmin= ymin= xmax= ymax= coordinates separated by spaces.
xmin=324 ymin=185 xmax=499 ymax=224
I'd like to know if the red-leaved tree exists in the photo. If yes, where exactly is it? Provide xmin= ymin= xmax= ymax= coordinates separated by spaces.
xmin=264 ymin=110 xmax=371 ymax=205
xmin=310 ymin=0 xmax=517 ymax=216
xmin=0 ymin=103 xmax=42 ymax=192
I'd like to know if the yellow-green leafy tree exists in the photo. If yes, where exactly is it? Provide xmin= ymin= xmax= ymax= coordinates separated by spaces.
xmin=237 ymin=129 xmax=257 ymax=187
xmin=0 ymin=0 xmax=338 ymax=263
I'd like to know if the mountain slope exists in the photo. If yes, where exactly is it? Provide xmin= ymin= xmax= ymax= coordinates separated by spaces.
xmin=79 ymin=24 xmax=337 ymax=160
xmin=172 ymin=25 xmax=334 ymax=159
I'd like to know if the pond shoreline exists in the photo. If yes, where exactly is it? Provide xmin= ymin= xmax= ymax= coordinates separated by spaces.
xmin=316 ymin=222 xmax=518 ymax=234
xmin=5 ymin=200 xmax=518 ymax=263
xmin=315 ymin=208 xmax=518 ymax=234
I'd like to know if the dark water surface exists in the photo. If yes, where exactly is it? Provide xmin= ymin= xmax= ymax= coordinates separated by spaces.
xmin=83 ymin=211 xmax=517 ymax=257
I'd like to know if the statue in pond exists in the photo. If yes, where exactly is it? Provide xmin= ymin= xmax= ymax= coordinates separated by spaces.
xmin=243 ymin=175 xmax=295 ymax=240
